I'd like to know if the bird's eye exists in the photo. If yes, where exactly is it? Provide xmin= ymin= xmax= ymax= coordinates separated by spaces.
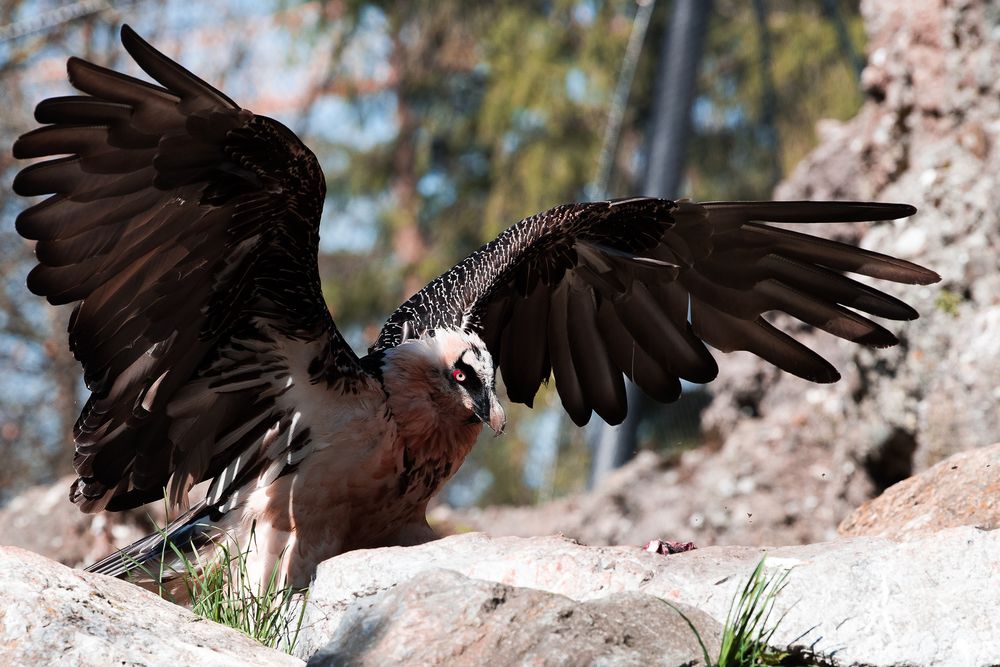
xmin=452 ymin=369 xmax=466 ymax=382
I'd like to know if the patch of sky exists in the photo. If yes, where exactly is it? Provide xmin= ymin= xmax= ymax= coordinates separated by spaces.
xmin=458 ymin=151 xmax=490 ymax=179
xmin=319 ymin=196 xmax=380 ymax=254
xmin=571 ymin=0 xmax=598 ymax=26
xmin=502 ymin=108 xmax=546 ymax=155
xmin=0 ymin=369 xmax=47 ymax=402
xmin=417 ymin=170 xmax=456 ymax=204
xmin=691 ymin=93 xmax=747 ymax=131
xmin=341 ymin=323 xmax=371 ymax=358
xmin=445 ymin=467 xmax=494 ymax=508
xmin=515 ymin=107 xmax=547 ymax=131
xmin=521 ymin=408 xmax=562 ymax=490
xmin=320 ymin=148 xmax=350 ymax=175
xmin=349 ymin=4 xmax=392 ymax=75
xmin=0 ymin=333 xmax=49 ymax=384
xmin=3 ymin=273 xmax=51 ymax=335
xmin=307 ymin=92 xmax=397 ymax=150
xmin=565 ymin=67 xmax=588 ymax=102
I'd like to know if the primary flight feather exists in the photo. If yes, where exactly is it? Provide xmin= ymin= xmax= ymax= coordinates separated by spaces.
xmin=12 ymin=26 xmax=939 ymax=590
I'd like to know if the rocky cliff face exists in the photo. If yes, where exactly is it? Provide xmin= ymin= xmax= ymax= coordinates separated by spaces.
xmin=297 ymin=525 xmax=1000 ymax=667
xmin=700 ymin=0 xmax=1000 ymax=543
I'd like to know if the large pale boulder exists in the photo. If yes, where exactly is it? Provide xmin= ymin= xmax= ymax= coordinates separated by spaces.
xmin=840 ymin=442 xmax=1000 ymax=539
xmin=297 ymin=528 xmax=1000 ymax=666
xmin=307 ymin=569 xmax=721 ymax=666
xmin=0 ymin=546 xmax=303 ymax=667
xmin=695 ymin=0 xmax=1000 ymax=546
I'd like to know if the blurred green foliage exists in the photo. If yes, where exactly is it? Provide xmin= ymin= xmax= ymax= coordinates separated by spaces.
xmin=689 ymin=0 xmax=865 ymax=199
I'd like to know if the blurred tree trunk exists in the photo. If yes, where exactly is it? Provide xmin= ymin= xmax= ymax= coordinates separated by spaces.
xmin=590 ymin=0 xmax=712 ymax=488
xmin=752 ymin=0 xmax=781 ymax=189
xmin=821 ymin=0 xmax=864 ymax=78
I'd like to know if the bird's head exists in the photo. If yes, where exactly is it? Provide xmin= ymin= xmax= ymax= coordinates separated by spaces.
xmin=385 ymin=327 xmax=506 ymax=435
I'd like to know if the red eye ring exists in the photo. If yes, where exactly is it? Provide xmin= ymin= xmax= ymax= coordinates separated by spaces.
xmin=452 ymin=369 xmax=466 ymax=382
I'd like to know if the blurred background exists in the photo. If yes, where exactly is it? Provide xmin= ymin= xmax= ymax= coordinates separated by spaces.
xmin=0 ymin=0 xmax=866 ymax=506
xmin=0 ymin=0 xmax=1000 ymax=564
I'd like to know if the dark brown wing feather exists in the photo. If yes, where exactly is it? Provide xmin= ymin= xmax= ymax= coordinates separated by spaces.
xmin=13 ymin=26 xmax=362 ymax=513
xmin=374 ymin=198 xmax=938 ymax=426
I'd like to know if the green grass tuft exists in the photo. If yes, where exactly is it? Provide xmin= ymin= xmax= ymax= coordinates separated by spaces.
xmin=668 ymin=556 xmax=801 ymax=666
xmin=126 ymin=519 xmax=308 ymax=654
xmin=176 ymin=529 xmax=308 ymax=653
xmin=716 ymin=557 xmax=792 ymax=666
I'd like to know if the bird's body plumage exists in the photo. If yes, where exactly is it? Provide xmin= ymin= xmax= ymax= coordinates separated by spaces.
xmin=13 ymin=26 xmax=939 ymax=590
xmin=83 ymin=327 xmax=494 ymax=589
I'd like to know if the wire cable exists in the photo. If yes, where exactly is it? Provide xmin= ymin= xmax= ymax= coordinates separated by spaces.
xmin=1 ymin=0 xmax=117 ymax=43
xmin=587 ymin=0 xmax=656 ymax=200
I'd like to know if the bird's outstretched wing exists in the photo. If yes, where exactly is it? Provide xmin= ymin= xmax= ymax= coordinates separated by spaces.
xmin=373 ymin=198 xmax=939 ymax=426
xmin=13 ymin=26 xmax=365 ymax=513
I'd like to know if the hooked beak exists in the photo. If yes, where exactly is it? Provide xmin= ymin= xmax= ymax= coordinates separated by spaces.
xmin=474 ymin=390 xmax=506 ymax=436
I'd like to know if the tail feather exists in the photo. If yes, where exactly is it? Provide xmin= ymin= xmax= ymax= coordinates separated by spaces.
xmin=86 ymin=502 xmax=225 ymax=583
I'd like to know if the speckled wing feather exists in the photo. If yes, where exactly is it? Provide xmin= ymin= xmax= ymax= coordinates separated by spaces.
xmin=13 ymin=26 xmax=365 ymax=513
xmin=373 ymin=198 xmax=939 ymax=426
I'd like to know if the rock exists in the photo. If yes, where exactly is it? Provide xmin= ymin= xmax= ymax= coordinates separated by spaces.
xmin=307 ymin=569 xmax=720 ymax=666
xmin=439 ymin=441 xmax=851 ymax=548
xmin=839 ymin=442 xmax=1000 ymax=539
xmin=0 ymin=546 xmax=303 ymax=667
xmin=0 ymin=476 xmax=207 ymax=569
xmin=296 ymin=529 xmax=1000 ymax=666
xmin=0 ymin=475 xmax=162 ymax=568
xmin=829 ymin=0 xmax=1000 ymax=452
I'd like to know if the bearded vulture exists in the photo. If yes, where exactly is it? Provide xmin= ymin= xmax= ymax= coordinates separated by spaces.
xmin=12 ymin=26 xmax=938 ymax=591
